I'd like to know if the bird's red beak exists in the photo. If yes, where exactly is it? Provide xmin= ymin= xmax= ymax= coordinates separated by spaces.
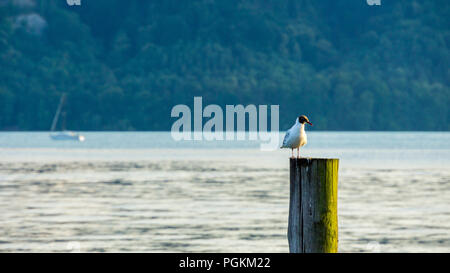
xmin=307 ymin=121 xmax=313 ymax=126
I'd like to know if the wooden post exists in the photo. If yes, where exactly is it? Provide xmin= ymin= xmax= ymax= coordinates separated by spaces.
xmin=288 ymin=158 xmax=339 ymax=253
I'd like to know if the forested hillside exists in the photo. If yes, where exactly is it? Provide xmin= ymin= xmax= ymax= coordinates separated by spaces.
xmin=0 ymin=0 xmax=448 ymax=131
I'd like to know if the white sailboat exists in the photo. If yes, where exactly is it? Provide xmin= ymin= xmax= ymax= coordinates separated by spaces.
xmin=49 ymin=94 xmax=85 ymax=141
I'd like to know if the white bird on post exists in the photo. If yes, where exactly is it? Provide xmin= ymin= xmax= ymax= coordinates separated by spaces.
xmin=281 ymin=115 xmax=313 ymax=158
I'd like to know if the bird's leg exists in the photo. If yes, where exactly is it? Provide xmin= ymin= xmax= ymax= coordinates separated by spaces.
xmin=297 ymin=147 xmax=300 ymax=159
xmin=291 ymin=149 xmax=294 ymax=159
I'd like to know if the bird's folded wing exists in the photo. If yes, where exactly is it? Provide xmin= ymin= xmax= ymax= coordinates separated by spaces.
xmin=281 ymin=131 xmax=290 ymax=147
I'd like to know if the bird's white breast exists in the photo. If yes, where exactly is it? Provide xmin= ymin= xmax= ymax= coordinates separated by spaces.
xmin=299 ymin=129 xmax=307 ymax=147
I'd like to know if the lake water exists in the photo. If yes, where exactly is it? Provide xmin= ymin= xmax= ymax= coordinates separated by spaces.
xmin=0 ymin=132 xmax=449 ymax=252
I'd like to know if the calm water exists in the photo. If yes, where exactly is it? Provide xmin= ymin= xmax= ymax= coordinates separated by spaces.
xmin=0 ymin=132 xmax=449 ymax=252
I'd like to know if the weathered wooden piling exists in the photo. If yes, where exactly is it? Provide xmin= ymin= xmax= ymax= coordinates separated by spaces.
xmin=288 ymin=158 xmax=339 ymax=253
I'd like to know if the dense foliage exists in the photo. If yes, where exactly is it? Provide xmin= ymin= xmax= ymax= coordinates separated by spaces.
xmin=0 ymin=0 xmax=448 ymax=131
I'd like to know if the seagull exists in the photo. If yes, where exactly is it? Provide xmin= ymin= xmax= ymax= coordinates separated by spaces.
xmin=281 ymin=115 xmax=313 ymax=158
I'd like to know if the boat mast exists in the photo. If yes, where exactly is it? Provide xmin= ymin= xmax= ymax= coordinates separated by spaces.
xmin=50 ymin=93 xmax=66 ymax=131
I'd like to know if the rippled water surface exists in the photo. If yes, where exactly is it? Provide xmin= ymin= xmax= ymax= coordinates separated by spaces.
xmin=0 ymin=132 xmax=449 ymax=252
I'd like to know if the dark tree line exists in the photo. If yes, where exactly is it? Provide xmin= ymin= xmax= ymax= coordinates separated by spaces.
xmin=0 ymin=0 xmax=448 ymax=131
